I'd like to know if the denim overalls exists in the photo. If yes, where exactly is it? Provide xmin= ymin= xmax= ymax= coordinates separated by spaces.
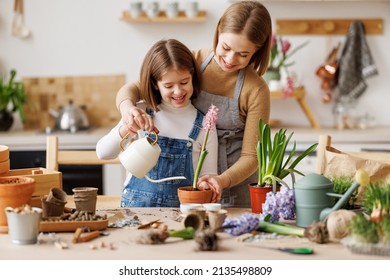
xmin=192 ymin=52 xmax=257 ymax=208
xmin=121 ymin=110 xmax=204 ymax=207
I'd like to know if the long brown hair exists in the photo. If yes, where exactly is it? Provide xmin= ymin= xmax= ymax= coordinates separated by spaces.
xmin=213 ymin=1 xmax=272 ymax=75
xmin=139 ymin=39 xmax=201 ymax=111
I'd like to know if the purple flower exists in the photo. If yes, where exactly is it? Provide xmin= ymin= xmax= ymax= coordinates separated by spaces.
xmin=223 ymin=213 xmax=259 ymax=236
xmin=260 ymin=186 xmax=295 ymax=222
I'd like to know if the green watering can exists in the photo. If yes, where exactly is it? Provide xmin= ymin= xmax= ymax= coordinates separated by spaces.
xmin=294 ymin=173 xmax=362 ymax=228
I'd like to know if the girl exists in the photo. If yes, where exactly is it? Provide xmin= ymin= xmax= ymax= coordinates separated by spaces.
xmin=96 ymin=39 xmax=218 ymax=207
xmin=115 ymin=1 xmax=272 ymax=207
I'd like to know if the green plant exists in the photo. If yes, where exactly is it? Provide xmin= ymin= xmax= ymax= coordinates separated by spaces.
xmin=362 ymin=181 xmax=390 ymax=217
xmin=350 ymin=214 xmax=380 ymax=244
xmin=256 ymin=119 xmax=318 ymax=188
xmin=331 ymin=176 xmax=358 ymax=209
xmin=0 ymin=69 xmax=28 ymax=122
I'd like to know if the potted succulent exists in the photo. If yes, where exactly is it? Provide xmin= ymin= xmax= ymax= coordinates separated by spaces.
xmin=0 ymin=69 xmax=28 ymax=131
xmin=177 ymin=104 xmax=219 ymax=204
xmin=249 ymin=119 xmax=318 ymax=213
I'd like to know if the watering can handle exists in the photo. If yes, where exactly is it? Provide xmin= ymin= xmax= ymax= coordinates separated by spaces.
xmin=119 ymin=130 xmax=159 ymax=152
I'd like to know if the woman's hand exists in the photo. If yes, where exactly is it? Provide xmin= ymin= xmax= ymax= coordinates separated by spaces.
xmin=119 ymin=99 xmax=154 ymax=132
xmin=197 ymin=175 xmax=227 ymax=203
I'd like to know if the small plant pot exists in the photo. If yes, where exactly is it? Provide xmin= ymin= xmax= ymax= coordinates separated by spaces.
xmin=177 ymin=186 xmax=213 ymax=204
xmin=72 ymin=187 xmax=98 ymax=214
xmin=41 ymin=196 xmax=66 ymax=218
xmin=46 ymin=187 xmax=67 ymax=205
xmin=5 ymin=207 xmax=42 ymax=245
xmin=248 ymin=183 xmax=280 ymax=214
xmin=207 ymin=209 xmax=227 ymax=232
xmin=0 ymin=176 xmax=35 ymax=227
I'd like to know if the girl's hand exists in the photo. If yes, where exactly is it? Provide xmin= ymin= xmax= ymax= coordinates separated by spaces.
xmin=120 ymin=100 xmax=154 ymax=132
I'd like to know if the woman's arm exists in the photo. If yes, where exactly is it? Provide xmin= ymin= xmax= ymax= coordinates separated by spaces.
xmin=115 ymin=81 xmax=154 ymax=132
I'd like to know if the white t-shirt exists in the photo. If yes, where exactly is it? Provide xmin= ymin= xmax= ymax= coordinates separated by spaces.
xmin=96 ymin=101 xmax=218 ymax=184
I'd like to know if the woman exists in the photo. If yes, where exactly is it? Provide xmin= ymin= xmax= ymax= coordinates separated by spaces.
xmin=115 ymin=1 xmax=272 ymax=207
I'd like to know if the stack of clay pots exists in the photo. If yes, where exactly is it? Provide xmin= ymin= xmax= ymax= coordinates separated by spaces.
xmin=0 ymin=145 xmax=36 ymax=231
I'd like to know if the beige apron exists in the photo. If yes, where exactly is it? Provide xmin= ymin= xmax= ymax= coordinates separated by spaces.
xmin=192 ymin=52 xmax=256 ymax=207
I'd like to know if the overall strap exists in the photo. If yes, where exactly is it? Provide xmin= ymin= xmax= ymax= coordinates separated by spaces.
xmin=188 ymin=110 xmax=204 ymax=140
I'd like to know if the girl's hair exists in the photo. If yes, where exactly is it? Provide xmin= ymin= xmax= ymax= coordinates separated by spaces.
xmin=139 ymin=39 xmax=201 ymax=111
xmin=213 ymin=1 xmax=272 ymax=75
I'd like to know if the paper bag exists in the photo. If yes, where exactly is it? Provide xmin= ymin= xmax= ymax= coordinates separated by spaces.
xmin=320 ymin=146 xmax=390 ymax=200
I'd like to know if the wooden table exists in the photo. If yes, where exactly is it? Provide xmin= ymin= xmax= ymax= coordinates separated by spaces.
xmin=0 ymin=196 xmax=388 ymax=260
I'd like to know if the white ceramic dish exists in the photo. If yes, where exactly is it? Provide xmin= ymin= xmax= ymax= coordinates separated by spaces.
xmin=202 ymin=203 xmax=221 ymax=212
xmin=180 ymin=203 xmax=203 ymax=214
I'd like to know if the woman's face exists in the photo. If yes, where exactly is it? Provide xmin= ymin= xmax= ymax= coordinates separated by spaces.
xmin=215 ymin=32 xmax=258 ymax=72
xmin=156 ymin=68 xmax=193 ymax=108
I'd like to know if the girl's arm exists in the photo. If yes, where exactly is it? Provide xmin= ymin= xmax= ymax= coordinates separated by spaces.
xmin=96 ymin=121 xmax=135 ymax=160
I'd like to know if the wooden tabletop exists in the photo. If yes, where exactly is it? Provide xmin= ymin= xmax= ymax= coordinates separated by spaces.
xmin=0 ymin=196 xmax=388 ymax=260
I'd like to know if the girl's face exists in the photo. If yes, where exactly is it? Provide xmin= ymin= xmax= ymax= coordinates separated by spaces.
xmin=156 ymin=68 xmax=193 ymax=108
xmin=215 ymin=32 xmax=258 ymax=72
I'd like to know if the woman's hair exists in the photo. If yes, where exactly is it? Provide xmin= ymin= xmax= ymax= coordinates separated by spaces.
xmin=139 ymin=39 xmax=201 ymax=111
xmin=213 ymin=1 xmax=272 ymax=75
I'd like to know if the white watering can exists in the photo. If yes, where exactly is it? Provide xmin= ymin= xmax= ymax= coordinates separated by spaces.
xmin=119 ymin=130 xmax=186 ymax=183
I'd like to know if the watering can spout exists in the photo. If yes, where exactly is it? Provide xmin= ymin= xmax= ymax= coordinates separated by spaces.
xmin=319 ymin=181 xmax=360 ymax=221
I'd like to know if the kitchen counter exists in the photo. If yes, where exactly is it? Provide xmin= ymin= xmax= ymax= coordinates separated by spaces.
xmin=0 ymin=127 xmax=112 ymax=151
xmin=0 ymin=195 xmax=389 ymax=260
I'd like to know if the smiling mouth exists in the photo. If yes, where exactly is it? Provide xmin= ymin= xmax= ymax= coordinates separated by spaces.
xmin=172 ymin=95 xmax=186 ymax=102
xmin=222 ymin=58 xmax=235 ymax=70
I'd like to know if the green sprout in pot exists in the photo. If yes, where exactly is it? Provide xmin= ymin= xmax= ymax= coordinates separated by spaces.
xmin=331 ymin=176 xmax=358 ymax=209
xmin=349 ymin=214 xmax=380 ymax=244
xmin=256 ymin=119 xmax=318 ymax=189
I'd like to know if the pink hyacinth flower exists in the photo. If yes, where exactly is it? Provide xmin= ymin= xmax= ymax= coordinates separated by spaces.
xmin=203 ymin=104 xmax=219 ymax=132
xmin=281 ymin=40 xmax=291 ymax=54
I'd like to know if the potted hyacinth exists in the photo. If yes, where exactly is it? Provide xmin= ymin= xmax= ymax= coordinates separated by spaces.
xmin=249 ymin=119 xmax=318 ymax=214
xmin=177 ymin=104 xmax=219 ymax=204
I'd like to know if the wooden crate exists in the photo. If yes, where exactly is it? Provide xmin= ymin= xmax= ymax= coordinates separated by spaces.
xmin=1 ymin=167 xmax=62 ymax=197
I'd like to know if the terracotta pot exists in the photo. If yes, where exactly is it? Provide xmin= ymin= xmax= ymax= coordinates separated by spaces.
xmin=177 ymin=186 xmax=213 ymax=204
xmin=0 ymin=176 xmax=35 ymax=227
xmin=248 ymin=183 xmax=280 ymax=214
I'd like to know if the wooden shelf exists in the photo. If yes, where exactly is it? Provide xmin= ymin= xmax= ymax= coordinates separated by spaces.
xmin=276 ymin=18 xmax=383 ymax=35
xmin=120 ymin=10 xmax=207 ymax=23
xmin=271 ymin=87 xmax=320 ymax=129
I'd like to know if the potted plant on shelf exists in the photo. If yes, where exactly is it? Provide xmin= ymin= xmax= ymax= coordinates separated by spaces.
xmin=0 ymin=69 xmax=28 ymax=131
xmin=249 ymin=119 xmax=318 ymax=214
xmin=177 ymin=104 xmax=219 ymax=204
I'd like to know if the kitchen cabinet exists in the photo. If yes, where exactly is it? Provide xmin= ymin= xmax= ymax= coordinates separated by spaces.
xmin=120 ymin=10 xmax=207 ymax=23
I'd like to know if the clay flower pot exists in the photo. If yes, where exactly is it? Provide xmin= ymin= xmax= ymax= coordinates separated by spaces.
xmin=248 ymin=183 xmax=280 ymax=214
xmin=177 ymin=186 xmax=213 ymax=204
xmin=0 ymin=176 xmax=35 ymax=227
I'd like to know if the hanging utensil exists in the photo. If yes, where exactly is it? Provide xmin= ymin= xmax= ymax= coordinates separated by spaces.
xmin=11 ymin=0 xmax=22 ymax=37
xmin=17 ymin=0 xmax=31 ymax=38
xmin=11 ymin=0 xmax=30 ymax=39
